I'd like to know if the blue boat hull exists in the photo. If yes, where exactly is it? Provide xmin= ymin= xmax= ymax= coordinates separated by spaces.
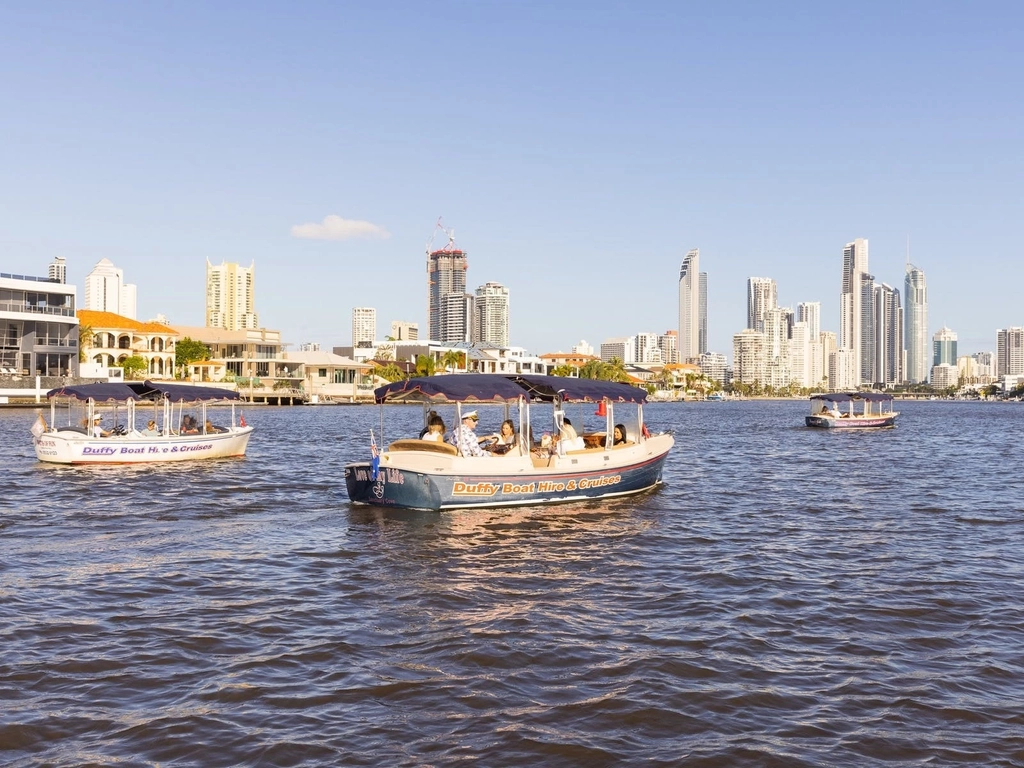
xmin=344 ymin=453 xmax=669 ymax=511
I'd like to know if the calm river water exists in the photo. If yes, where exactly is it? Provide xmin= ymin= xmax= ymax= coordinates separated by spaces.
xmin=2 ymin=400 xmax=1023 ymax=767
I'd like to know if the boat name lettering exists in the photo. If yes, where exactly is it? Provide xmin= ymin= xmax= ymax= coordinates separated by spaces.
xmin=82 ymin=446 xmax=118 ymax=456
xmin=168 ymin=444 xmax=213 ymax=453
xmin=575 ymin=474 xmax=621 ymax=490
xmin=38 ymin=439 xmax=55 ymax=447
xmin=385 ymin=468 xmax=405 ymax=484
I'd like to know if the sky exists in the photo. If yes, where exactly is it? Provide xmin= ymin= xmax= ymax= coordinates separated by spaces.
xmin=2 ymin=2 xmax=1021 ymax=358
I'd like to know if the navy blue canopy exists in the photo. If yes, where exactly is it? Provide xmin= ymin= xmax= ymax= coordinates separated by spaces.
xmin=374 ymin=373 xmax=649 ymax=405
xmin=142 ymin=380 xmax=241 ymax=402
xmin=810 ymin=392 xmax=894 ymax=403
xmin=508 ymin=374 xmax=648 ymax=404
xmin=47 ymin=381 xmax=241 ymax=403
xmin=375 ymin=374 xmax=530 ymax=404
xmin=46 ymin=382 xmax=144 ymax=402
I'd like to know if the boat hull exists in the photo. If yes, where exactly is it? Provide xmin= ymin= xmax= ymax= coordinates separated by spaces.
xmin=34 ymin=427 xmax=254 ymax=464
xmin=805 ymin=414 xmax=898 ymax=429
xmin=344 ymin=437 xmax=673 ymax=511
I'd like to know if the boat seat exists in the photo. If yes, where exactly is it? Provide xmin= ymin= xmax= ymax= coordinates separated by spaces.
xmin=388 ymin=439 xmax=458 ymax=456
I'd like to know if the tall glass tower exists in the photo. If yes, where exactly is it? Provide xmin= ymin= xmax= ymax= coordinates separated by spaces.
xmin=677 ymin=248 xmax=700 ymax=361
xmin=839 ymin=238 xmax=869 ymax=387
xmin=904 ymin=263 xmax=928 ymax=383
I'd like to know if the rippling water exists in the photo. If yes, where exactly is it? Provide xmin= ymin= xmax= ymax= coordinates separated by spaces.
xmin=2 ymin=400 xmax=1023 ymax=767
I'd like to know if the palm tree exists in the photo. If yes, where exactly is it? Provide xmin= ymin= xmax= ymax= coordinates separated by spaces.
xmin=77 ymin=323 xmax=93 ymax=363
xmin=415 ymin=354 xmax=436 ymax=377
xmin=441 ymin=349 xmax=463 ymax=373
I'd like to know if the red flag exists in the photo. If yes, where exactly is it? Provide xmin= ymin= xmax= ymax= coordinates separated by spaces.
xmin=240 ymin=414 xmax=247 ymax=427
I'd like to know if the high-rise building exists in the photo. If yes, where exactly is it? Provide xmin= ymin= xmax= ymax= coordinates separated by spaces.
xmin=390 ymin=320 xmax=419 ymax=341
xmin=427 ymin=233 xmax=468 ymax=343
xmin=699 ymin=352 xmax=728 ymax=383
xmin=600 ymin=337 xmax=635 ymax=363
xmin=732 ymin=329 xmax=768 ymax=387
xmin=839 ymin=238 xmax=869 ymax=384
xmin=859 ymin=271 xmax=876 ymax=384
xmin=48 ymin=257 xmax=66 ymax=284
xmin=634 ymin=332 xmax=662 ymax=364
xmin=85 ymin=258 xmax=137 ymax=319
xmin=796 ymin=301 xmax=820 ymax=339
xmin=904 ymin=262 xmax=928 ymax=383
xmin=790 ymin=321 xmax=811 ymax=388
xmin=873 ymin=283 xmax=904 ymax=386
xmin=763 ymin=306 xmax=792 ymax=389
xmin=677 ymin=248 xmax=700 ymax=361
xmin=996 ymin=327 xmax=1024 ymax=376
xmin=933 ymin=326 xmax=957 ymax=367
xmin=352 ymin=307 xmax=376 ymax=347
xmin=747 ymin=277 xmax=777 ymax=331
xmin=474 ymin=282 xmax=509 ymax=347
xmin=206 ymin=260 xmax=258 ymax=330
xmin=658 ymin=331 xmax=678 ymax=364
xmin=820 ymin=331 xmax=838 ymax=390
xmin=698 ymin=271 xmax=708 ymax=355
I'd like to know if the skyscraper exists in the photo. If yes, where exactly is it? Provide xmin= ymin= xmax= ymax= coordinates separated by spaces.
xmin=48 ymin=256 xmax=66 ymax=284
xmin=698 ymin=271 xmax=708 ymax=355
xmin=747 ymin=277 xmax=777 ymax=331
xmin=933 ymin=327 xmax=957 ymax=366
xmin=677 ymin=248 xmax=700 ymax=361
xmin=796 ymin=301 xmax=821 ymax=338
xmin=474 ymin=282 xmax=509 ymax=347
xmin=427 ymin=234 xmax=468 ymax=343
xmin=904 ymin=262 xmax=929 ymax=383
xmin=85 ymin=258 xmax=137 ymax=319
xmin=996 ymin=327 xmax=1024 ymax=377
xmin=839 ymin=238 xmax=869 ymax=387
xmin=206 ymin=260 xmax=258 ymax=330
xmin=873 ymin=283 xmax=904 ymax=386
xmin=352 ymin=307 xmax=376 ymax=347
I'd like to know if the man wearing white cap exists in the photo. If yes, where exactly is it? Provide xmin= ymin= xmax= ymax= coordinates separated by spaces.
xmin=448 ymin=410 xmax=488 ymax=458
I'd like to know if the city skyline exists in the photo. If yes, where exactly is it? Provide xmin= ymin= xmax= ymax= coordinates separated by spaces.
xmin=2 ymin=4 xmax=1021 ymax=357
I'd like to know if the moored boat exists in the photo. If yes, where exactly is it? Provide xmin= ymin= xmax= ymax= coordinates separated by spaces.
xmin=805 ymin=392 xmax=898 ymax=429
xmin=33 ymin=381 xmax=254 ymax=464
xmin=344 ymin=374 xmax=674 ymax=511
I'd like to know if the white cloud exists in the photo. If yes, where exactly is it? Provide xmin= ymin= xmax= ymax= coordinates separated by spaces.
xmin=290 ymin=215 xmax=391 ymax=241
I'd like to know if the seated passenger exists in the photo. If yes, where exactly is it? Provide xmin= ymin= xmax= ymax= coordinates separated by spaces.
xmin=485 ymin=419 xmax=517 ymax=454
xmin=603 ymin=424 xmax=628 ymax=447
xmin=86 ymin=415 xmax=110 ymax=438
xmin=142 ymin=420 xmax=160 ymax=436
xmin=418 ymin=410 xmax=439 ymax=439
xmin=422 ymin=414 xmax=446 ymax=442
xmin=558 ymin=417 xmax=584 ymax=451
xmin=181 ymin=415 xmax=199 ymax=434
xmin=448 ymin=410 xmax=489 ymax=457
xmin=204 ymin=419 xmax=226 ymax=434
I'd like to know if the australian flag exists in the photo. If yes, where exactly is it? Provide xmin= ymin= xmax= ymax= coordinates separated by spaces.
xmin=370 ymin=429 xmax=380 ymax=480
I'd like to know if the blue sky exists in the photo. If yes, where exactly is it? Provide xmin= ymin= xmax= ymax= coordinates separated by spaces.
xmin=2 ymin=2 xmax=1021 ymax=358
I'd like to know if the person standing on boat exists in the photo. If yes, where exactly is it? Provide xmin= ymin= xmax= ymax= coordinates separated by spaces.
xmin=449 ymin=410 xmax=488 ymax=457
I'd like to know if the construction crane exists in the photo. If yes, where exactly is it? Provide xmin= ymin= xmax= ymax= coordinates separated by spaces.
xmin=425 ymin=217 xmax=457 ymax=256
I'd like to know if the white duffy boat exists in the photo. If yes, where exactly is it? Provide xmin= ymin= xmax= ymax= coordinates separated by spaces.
xmin=33 ymin=381 xmax=253 ymax=464
xmin=344 ymin=374 xmax=674 ymax=511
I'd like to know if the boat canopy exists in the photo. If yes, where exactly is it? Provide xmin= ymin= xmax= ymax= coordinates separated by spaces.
xmin=140 ymin=380 xmax=242 ymax=402
xmin=809 ymin=392 xmax=894 ymax=403
xmin=46 ymin=381 xmax=241 ymax=403
xmin=374 ymin=373 xmax=649 ymax=405
xmin=46 ymin=382 xmax=144 ymax=402
xmin=507 ymin=374 xmax=648 ymax=404
xmin=374 ymin=374 xmax=531 ymax=404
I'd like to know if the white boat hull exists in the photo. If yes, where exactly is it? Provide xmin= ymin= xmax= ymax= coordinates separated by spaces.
xmin=34 ymin=427 xmax=254 ymax=464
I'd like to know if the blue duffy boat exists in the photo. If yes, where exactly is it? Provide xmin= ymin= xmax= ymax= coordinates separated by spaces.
xmin=805 ymin=392 xmax=899 ymax=429
xmin=344 ymin=374 xmax=674 ymax=511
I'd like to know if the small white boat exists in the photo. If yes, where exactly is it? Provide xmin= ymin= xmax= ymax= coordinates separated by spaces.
xmin=344 ymin=374 xmax=674 ymax=511
xmin=806 ymin=392 xmax=899 ymax=429
xmin=33 ymin=381 xmax=254 ymax=464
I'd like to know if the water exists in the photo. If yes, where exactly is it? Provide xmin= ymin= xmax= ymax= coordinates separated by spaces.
xmin=2 ymin=400 xmax=1023 ymax=767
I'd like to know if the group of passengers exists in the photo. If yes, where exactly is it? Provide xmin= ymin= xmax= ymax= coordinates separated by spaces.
xmin=418 ymin=410 xmax=628 ymax=457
